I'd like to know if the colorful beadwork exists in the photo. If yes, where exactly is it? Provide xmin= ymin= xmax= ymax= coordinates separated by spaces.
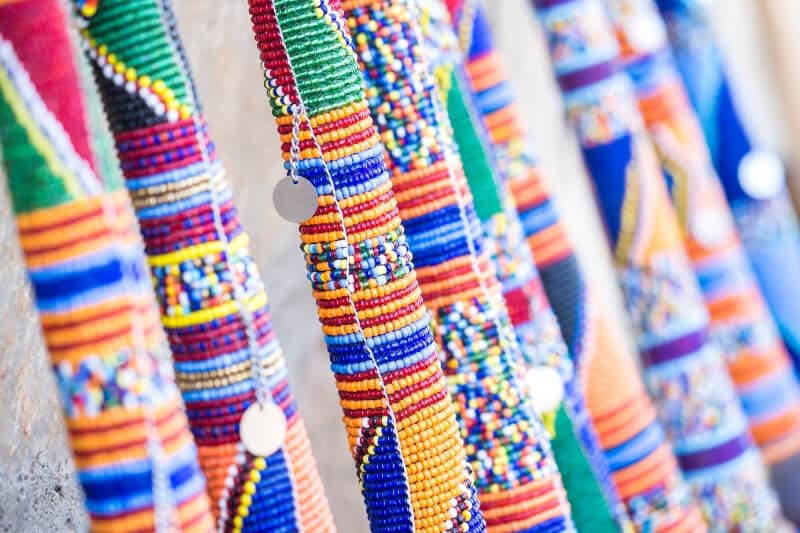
xmin=604 ymin=0 xmax=800 ymax=468
xmin=342 ymin=0 xmax=575 ymax=530
xmin=71 ymin=0 xmax=334 ymax=531
xmin=452 ymin=2 xmax=703 ymax=531
xmin=0 ymin=1 xmax=214 ymax=531
xmin=245 ymin=0 xmax=485 ymax=531
xmin=532 ymin=0 xmax=789 ymax=529
xmin=656 ymin=0 xmax=800 ymax=384
xmin=424 ymin=2 xmax=629 ymax=531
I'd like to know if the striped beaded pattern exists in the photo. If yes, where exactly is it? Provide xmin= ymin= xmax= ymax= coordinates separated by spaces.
xmin=655 ymin=0 xmax=800 ymax=379
xmin=72 ymin=0 xmax=334 ymax=530
xmin=246 ymin=0 xmax=485 ymax=531
xmin=0 ymin=2 xmax=214 ymax=531
xmin=532 ymin=0 xmax=789 ymax=529
xmin=342 ymin=0 xmax=575 ymax=530
xmin=455 ymin=4 xmax=702 ymax=531
xmin=604 ymin=0 xmax=800 ymax=467
xmin=425 ymin=2 xmax=627 ymax=531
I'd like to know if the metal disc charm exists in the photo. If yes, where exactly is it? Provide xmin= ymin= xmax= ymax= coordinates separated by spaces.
xmin=239 ymin=402 xmax=287 ymax=457
xmin=273 ymin=176 xmax=318 ymax=223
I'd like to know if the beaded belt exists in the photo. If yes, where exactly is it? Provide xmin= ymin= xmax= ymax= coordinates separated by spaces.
xmin=0 ymin=2 xmax=214 ymax=530
xmin=604 ymin=0 xmax=800 ymax=471
xmin=444 ymin=1 xmax=706 ymax=531
xmin=244 ymin=0 xmax=485 ymax=530
xmin=531 ymin=0 xmax=790 ymax=529
xmin=70 ymin=0 xmax=334 ymax=530
xmin=341 ymin=0 xmax=576 ymax=530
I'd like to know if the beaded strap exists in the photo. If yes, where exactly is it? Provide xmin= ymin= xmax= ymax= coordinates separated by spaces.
xmin=604 ymin=0 xmax=800 ymax=468
xmin=656 ymin=0 xmax=800 ymax=385
xmin=70 ymin=0 xmax=334 ymax=531
xmin=422 ymin=2 xmax=629 ymax=531
xmin=451 ymin=3 xmax=702 ymax=531
xmin=245 ymin=0 xmax=485 ymax=530
xmin=341 ymin=0 xmax=576 ymax=530
xmin=531 ymin=0 xmax=789 ymax=529
xmin=0 ymin=2 xmax=214 ymax=531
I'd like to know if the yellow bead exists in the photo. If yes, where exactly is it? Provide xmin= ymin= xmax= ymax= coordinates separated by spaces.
xmin=106 ymin=53 xmax=117 ymax=65
xmin=152 ymin=79 xmax=166 ymax=94
xmin=253 ymin=457 xmax=267 ymax=470
xmin=139 ymin=75 xmax=151 ymax=88
xmin=97 ymin=44 xmax=107 ymax=55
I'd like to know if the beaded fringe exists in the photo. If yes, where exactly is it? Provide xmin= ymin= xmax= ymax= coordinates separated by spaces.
xmin=71 ymin=0 xmax=334 ymax=530
xmin=246 ymin=0 xmax=485 ymax=530
xmin=532 ymin=0 xmax=790 ymax=529
xmin=0 ymin=2 xmax=215 ymax=531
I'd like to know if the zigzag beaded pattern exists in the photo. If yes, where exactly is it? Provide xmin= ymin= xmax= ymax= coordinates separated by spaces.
xmin=73 ymin=0 xmax=334 ymax=530
xmin=605 ymin=0 xmax=800 ymax=466
xmin=0 ymin=2 xmax=214 ymax=531
xmin=454 ymin=5 xmax=701 ymax=531
xmin=342 ymin=0 xmax=576 ymax=530
xmin=533 ymin=0 xmax=789 ymax=529
xmin=656 ymin=0 xmax=800 ymax=382
xmin=247 ymin=0 xmax=484 ymax=531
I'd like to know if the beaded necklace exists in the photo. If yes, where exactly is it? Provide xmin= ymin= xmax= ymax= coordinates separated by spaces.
xmin=656 ymin=0 xmax=800 ymax=398
xmin=451 ymin=4 xmax=703 ymax=531
xmin=421 ymin=1 xmax=628 ymax=531
xmin=70 ymin=0 xmax=334 ymax=531
xmin=341 ymin=0 xmax=576 ymax=530
xmin=245 ymin=0 xmax=485 ymax=530
xmin=531 ymin=0 xmax=789 ymax=529
xmin=603 ymin=0 xmax=800 ymax=481
xmin=0 ymin=1 xmax=214 ymax=531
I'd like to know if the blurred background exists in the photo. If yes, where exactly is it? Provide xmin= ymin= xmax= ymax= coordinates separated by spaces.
xmin=1 ymin=0 xmax=798 ymax=530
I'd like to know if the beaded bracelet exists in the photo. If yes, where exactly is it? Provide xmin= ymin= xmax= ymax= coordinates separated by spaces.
xmin=444 ymin=2 xmax=706 ymax=531
xmin=604 ymin=0 xmax=800 ymax=477
xmin=0 ymin=2 xmax=215 ymax=531
xmin=531 ymin=0 xmax=789 ymax=529
xmin=244 ymin=0 xmax=485 ymax=530
xmin=421 ymin=1 xmax=630 ymax=531
xmin=341 ymin=0 xmax=576 ymax=530
xmin=657 ymin=0 xmax=800 ymax=413
xmin=70 ymin=1 xmax=334 ymax=531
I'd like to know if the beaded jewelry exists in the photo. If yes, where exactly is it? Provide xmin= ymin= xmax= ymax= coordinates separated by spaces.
xmin=422 ymin=1 xmax=628 ymax=531
xmin=604 ymin=0 xmax=800 ymax=473
xmin=71 ymin=0 xmax=334 ymax=531
xmin=0 ymin=1 xmax=214 ymax=531
xmin=341 ymin=0 xmax=575 ymax=530
xmin=531 ymin=0 xmax=789 ymax=529
xmin=656 ymin=0 xmax=800 ymax=388
xmin=445 ymin=2 xmax=705 ymax=531
xmin=244 ymin=0 xmax=485 ymax=531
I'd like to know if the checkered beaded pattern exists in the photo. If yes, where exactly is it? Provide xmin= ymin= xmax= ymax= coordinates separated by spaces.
xmin=532 ymin=0 xmax=789 ymax=529
xmin=657 ymin=0 xmax=800 ymax=389
xmin=604 ymin=0 xmax=800 ymax=468
xmin=444 ymin=2 xmax=708 ymax=531
xmin=246 ymin=0 xmax=485 ymax=531
xmin=71 ymin=0 xmax=334 ymax=530
xmin=424 ymin=2 xmax=631 ymax=531
xmin=0 ymin=2 xmax=214 ymax=531
xmin=342 ymin=0 xmax=576 ymax=530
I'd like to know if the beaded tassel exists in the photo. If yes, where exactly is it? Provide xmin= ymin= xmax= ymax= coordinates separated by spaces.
xmin=0 ymin=2 xmax=214 ymax=531
xmin=341 ymin=0 xmax=575 ymax=530
xmin=655 ymin=0 xmax=800 ymax=383
xmin=421 ymin=2 xmax=627 ymax=531
xmin=531 ymin=0 xmax=789 ymax=529
xmin=244 ymin=0 xmax=485 ymax=531
xmin=70 ymin=1 xmax=334 ymax=531
xmin=604 ymin=0 xmax=800 ymax=474
xmin=445 ymin=2 xmax=705 ymax=531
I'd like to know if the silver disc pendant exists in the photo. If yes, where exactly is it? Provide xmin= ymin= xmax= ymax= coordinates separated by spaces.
xmin=239 ymin=402 xmax=287 ymax=457
xmin=273 ymin=176 xmax=318 ymax=223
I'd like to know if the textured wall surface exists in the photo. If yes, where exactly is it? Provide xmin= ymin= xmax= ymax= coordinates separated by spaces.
xmin=0 ymin=0 xmax=790 ymax=531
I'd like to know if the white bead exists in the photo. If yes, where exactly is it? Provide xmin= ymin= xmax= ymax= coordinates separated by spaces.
xmin=524 ymin=366 xmax=564 ymax=415
xmin=738 ymin=148 xmax=785 ymax=199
